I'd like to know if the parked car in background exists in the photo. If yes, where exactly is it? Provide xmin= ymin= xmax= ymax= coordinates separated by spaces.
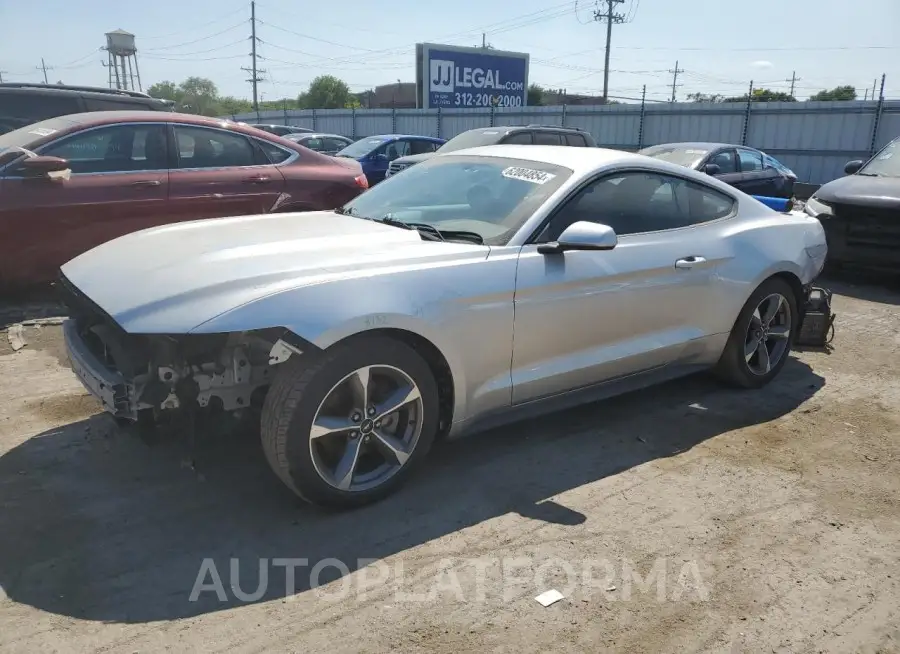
xmin=385 ymin=124 xmax=597 ymax=178
xmin=335 ymin=134 xmax=446 ymax=184
xmin=283 ymin=132 xmax=354 ymax=155
xmin=803 ymin=136 xmax=900 ymax=272
xmin=59 ymin=144 xmax=826 ymax=508
xmin=638 ymin=142 xmax=797 ymax=199
xmin=0 ymin=111 xmax=368 ymax=288
xmin=0 ymin=82 xmax=171 ymax=135
xmin=249 ymin=124 xmax=315 ymax=136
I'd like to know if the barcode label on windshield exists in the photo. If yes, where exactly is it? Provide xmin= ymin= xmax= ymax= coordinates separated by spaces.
xmin=501 ymin=167 xmax=556 ymax=184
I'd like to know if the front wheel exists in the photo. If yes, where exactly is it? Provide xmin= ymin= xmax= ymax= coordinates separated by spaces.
xmin=715 ymin=277 xmax=798 ymax=388
xmin=260 ymin=336 xmax=440 ymax=508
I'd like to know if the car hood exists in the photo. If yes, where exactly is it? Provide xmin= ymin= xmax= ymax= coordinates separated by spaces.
xmin=60 ymin=211 xmax=489 ymax=334
xmin=814 ymin=174 xmax=900 ymax=210
xmin=392 ymin=152 xmax=437 ymax=165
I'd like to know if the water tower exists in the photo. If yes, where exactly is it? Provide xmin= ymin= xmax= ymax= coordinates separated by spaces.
xmin=103 ymin=29 xmax=142 ymax=92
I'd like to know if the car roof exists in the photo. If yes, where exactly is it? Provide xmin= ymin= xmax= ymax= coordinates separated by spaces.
xmin=365 ymin=134 xmax=444 ymax=140
xmin=27 ymin=110 xmax=257 ymax=129
xmin=644 ymin=141 xmax=756 ymax=151
xmin=446 ymin=144 xmax=647 ymax=173
xmin=293 ymin=133 xmax=349 ymax=139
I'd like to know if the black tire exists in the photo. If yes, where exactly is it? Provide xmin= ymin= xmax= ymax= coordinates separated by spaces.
xmin=260 ymin=335 xmax=440 ymax=508
xmin=714 ymin=277 xmax=798 ymax=389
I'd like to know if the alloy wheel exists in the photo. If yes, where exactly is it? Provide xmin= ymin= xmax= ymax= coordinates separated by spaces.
xmin=309 ymin=365 xmax=424 ymax=492
xmin=744 ymin=293 xmax=792 ymax=376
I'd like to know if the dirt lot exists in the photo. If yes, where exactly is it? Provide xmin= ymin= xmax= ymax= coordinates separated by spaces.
xmin=1 ymin=276 xmax=898 ymax=654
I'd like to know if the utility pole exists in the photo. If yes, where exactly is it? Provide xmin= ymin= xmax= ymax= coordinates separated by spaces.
xmin=0 ymin=70 xmax=5 ymax=83
xmin=593 ymin=0 xmax=626 ymax=103
xmin=785 ymin=71 xmax=800 ymax=97
xmin=38 ymin=58 xmax=50 ymax=84
xmin=668 ymin=60 xmax=684 ymax=102
xmin=872 ymin=78 xmax=878 ymax=101
xmin=240 ymin=1 xmax=265 ymax=111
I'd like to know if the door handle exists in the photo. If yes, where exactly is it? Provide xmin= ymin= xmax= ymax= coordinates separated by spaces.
xmin=131 ymin=180 xmax=161 ymax=187
xmin=675 ymin=256 xmax=707 ymax=269
xmin=244 ymin=175 xmax=270 ymax=184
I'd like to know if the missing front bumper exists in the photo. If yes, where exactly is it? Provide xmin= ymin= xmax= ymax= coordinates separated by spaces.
xmin=63 ymin=319 xmax=137 ymax=420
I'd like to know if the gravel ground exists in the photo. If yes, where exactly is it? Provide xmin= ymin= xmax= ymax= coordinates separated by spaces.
xmin=0 ymin=276 xmax=898 ymax=653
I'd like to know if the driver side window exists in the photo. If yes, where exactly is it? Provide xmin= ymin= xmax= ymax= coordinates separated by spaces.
xmin=382 ymin=140 xmax=411 ymax=161
xmin=538 ymin=172 xmax=735 ymax=242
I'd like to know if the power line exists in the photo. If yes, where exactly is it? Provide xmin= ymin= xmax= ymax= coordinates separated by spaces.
xmin=143 ymin=20 xmax=248 ymax=53
xmin=241 ymin=1 xmax=265 ymax=111
xmin=37 ymin=58 xmax=51 ymax=84
xmin=785 ymin=71 xmax=800 ymax=96
xmin=668 ymin=60 xmax=684 ymax=102
xmin=593 ymin=0 xmax=627 ymax=102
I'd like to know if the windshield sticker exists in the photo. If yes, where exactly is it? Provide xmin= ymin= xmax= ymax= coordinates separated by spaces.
xmin=501 ymin=166 xmax=556 ymax=184
xmin=684 ymin=149 xmax=708 ymax=155
xmin=878 ymin=152 xmax=893 ymax=160
xmin=28 ymin=127 xmax=57 ymax=137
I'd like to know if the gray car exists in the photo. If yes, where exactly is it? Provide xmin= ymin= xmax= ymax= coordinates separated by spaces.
xmin=59 ymin=145 xmax=827 ymax=508
xmin=384 ymin=124 xmax=597 ymax=178
xmin=283 ymin=132 xmax=354 ymax=156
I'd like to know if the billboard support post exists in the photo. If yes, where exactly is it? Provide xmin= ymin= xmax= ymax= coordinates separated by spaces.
xmin=416 ymin=42 xmax=529 ymax=111
xmin=351 ymin=107 xmax=356 ymax=139
xmin=561 ymin=103 xmax=567 ymax=127
xmin=436 ymin=106 xmax=442 ymax=138
xmin=392 ymin=107 xmax=397 ymax=133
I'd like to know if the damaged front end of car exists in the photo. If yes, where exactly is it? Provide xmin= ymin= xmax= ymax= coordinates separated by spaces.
xmin=58 ymin=273 xmax=307 ymax=423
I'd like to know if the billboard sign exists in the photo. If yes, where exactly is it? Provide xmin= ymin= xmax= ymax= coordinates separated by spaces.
xmin=416 ymin=43 xmax=529 ymax=110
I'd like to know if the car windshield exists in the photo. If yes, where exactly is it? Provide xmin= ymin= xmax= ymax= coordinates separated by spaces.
xmin=338 ymin=155 xmax=572 ymax=245
xmin=336 ymin=137 xmax=389 ymax=158
xmin=639 ymin=145 xmax=709 ymax=169
xmin=0 ymin=116 xmax=80 ymax=165
xmin=437 ymin=129 xmax=507 ymax=152
xmin=859 ymin=139 xmax=900 ymax=177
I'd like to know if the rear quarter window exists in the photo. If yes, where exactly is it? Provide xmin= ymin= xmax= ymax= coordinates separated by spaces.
xmin=82 ymin=97 xmax=162 ymax=112
xmin=0 ymin=92 xmax=83 ymax=122
xmin=565 ymin=133 xmax=587 ymax=147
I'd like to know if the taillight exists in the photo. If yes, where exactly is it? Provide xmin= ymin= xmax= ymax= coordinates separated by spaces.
xmin=354 ymin=174 xmax=369 ymax=190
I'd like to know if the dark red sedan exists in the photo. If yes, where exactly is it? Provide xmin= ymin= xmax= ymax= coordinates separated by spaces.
xmin=0 ymin=111 xmax=368 ymax=288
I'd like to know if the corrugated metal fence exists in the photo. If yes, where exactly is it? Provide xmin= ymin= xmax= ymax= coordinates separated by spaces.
xmin=229 ymin=100 xmax=900 ymax=184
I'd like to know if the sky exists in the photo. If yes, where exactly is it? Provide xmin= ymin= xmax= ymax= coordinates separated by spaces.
xmin=1 ymin=0 xmax=898 ymax=103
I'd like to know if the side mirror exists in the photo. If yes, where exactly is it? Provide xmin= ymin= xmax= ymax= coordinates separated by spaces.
xmin=374 ymin=153 xmax=388 ymax=162
xmin=19 ymin=155 xmax=70 ymax=178
xmin=537 ymin=221 xmax=617 ymax=254
xmin=703 ymin=163 xmax=721 ymax=176
xmin=844 ymin=160 xmax=863 ymax=175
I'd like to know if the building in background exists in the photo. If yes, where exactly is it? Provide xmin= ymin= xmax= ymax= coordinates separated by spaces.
xmin=356 ymin=82 xmax=417 ymax=109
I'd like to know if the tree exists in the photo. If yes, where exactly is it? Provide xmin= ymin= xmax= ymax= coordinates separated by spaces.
xmin=808 ymin=85 xmax=857 ymax=101
xmin=147 ymin=78 xmax=222 ymax=115
xmin=302 ymin=75 xmax=353 ymax=109
xmin=528 ymin=83 xmax=546 ymax=106
xmin=686 ymin=92 xmax=724 ymax=103
xmin=723 ymin=88 xmax=796 ymax=103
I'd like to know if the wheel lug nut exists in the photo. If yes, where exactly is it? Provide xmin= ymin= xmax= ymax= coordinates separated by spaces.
xmin=352 ymin=413 xmax=361 ymax=422
xmin=368 ymin=407 xmax=375 ymax=416
xmin=375 ymin=420 xmax=381 ymax=427
xmin=350 ymin=432 xmax=358 ymax=439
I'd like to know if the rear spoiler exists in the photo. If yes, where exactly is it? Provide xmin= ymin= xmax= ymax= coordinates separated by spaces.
xmin=752 ymin=195 xmax=793 ymax=212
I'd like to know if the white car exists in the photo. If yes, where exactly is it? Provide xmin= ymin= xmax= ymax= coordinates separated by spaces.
xmin=59 ymin=145 xmax=828 ymax=508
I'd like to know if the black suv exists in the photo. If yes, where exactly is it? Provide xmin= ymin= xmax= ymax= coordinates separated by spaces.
xmin=0 ymin=83 xmax=171 ymax=135
xmin=385 ymin=124 xmax=597 ymax=178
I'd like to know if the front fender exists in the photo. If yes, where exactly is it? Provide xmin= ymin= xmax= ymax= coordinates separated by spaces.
xmin=189 ymin=263 xmax=517 ymax=423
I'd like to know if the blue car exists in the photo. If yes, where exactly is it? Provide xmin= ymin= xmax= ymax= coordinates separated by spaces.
xmin=335 ymin=134 xmax=446 ymax=185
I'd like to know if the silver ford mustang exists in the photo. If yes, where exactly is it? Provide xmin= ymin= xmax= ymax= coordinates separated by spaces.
xmin=59 ymin=145 xmax=828 ymax=508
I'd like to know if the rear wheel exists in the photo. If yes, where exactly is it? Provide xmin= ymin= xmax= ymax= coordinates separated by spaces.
xmin=715 ymin=278 xmax=797 ymax=388
xmin=260 ymin=336 xmax=440 ymax=508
